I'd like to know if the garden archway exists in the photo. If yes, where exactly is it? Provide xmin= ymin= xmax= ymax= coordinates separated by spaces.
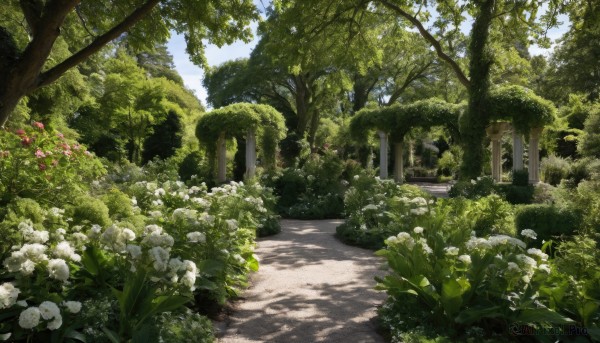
xmin=485 ymin=85 xmax=556 ymax=183
xmin=196 ymin=103 xmax=287 ymax=182
xmin=350 ymin=98 xmax=463 ymax=183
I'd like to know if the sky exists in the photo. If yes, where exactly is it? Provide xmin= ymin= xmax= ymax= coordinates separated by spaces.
xmin=166 ymin=3 xmax=570 ymax=108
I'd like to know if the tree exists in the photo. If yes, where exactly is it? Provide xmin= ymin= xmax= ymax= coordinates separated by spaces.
xmin=270 ymin=0 xmax=565 ymax=179
xmin=0 ymin=0 xmax=257 ymax=127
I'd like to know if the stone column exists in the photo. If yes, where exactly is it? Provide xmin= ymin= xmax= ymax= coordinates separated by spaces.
xmin=408 ymin=140 xmax=415 ymax=167
xmin=486 ymin=122 xmax=508 ymax=183
xmin=512 ymin=131 xmax=524 ymax=171
xmin=378 ymin=131 xmax=388 ymax=179
xmin=217 ymin=133 xmax=227 ymax=183
xmin=528 ymin=127 xmax=543 ymax=184
xmin=394 ymin=142 xmax=404 ymax=183
xmin=245 ymin=130 xmax=256 ymax=179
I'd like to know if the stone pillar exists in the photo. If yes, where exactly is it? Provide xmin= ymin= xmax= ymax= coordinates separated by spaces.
xmin=408 ymin=140 xmax=415 ymax=167
xmin=378 ymin=131 xmax=388 ymax=179
xmin=486 ymin=122 xmax=508 ymax=183
xmin=528 ymin=127 xmax=543 ymax=184
xmin=245 ymin=130 xmax=256 ymax=179
xmin=217 ymin=133 xmax=227 ymax=183
xmin=394 ymin=142 xmax=404 ymax=183
xmin=512 ymin=131 xmax=524 ymax=171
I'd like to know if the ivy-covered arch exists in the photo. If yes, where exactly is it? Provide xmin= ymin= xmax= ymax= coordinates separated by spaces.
xmin=482 ymin=85 xmax=557 ymax=183
xmin=196 ymin=103 xmax=286 ymax=181
xmin=349 ymin=98 xmax=463 ymax=182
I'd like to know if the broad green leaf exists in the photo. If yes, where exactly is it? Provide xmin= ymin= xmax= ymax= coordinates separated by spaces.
xmin=455 ymin=306 xmax=503 ymax=324
xmin=197 ymin=259 xmax=226 ymax=276
xmin=516 ymin=308 xmax=575 ymax=325
xmin=101 ymin=327 xmax=120 ymax=343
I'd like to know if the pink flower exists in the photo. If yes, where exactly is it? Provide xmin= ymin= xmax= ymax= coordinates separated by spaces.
xmin=63 ymin=150 xmax=72 ymax=156
xmin=38 ymin=163 xmax=47 ymax=171
xmin=15 ymin=129 xmax=26 ymax=136
xmin=32 ymin=122 xmax=44 ymax=130
xmin=21 ymin=137 xmax=33 ymax=147
xmin=56 ymin=132 xmax=64 ymax=139
xmin=35 ymin=149 xmax=46 ymax=158
xmin=84 ymin=151 xmax=91 ymax=156
xmin=73 ymin=144 xmax=80 ymax=151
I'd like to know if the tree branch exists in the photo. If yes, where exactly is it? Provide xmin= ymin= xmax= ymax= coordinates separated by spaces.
xmin=19 ymin=0 xmax=43 ymax=35
xmin=37 ymin=0 xmax=160 ymax=88
xmin=377 ymin=0 xmax=470 ymax=88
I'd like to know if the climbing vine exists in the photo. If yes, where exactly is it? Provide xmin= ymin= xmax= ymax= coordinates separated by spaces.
xmin=349 ymin=98 xmax=463 ymax=143
xmin=196 ymin=103 xmax=287 ymax=171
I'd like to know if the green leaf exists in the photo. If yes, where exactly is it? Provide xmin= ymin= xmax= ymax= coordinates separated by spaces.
xmin=197 ymin=259 xmax=226 ymax=276
xmin=247 ymin=254 xmax=259 ymax=271
xmin=516 ymin=308 xmax=575 ymax=325
xmin=64 ymin=329 xmax=87 ymax=342
xmin=101 ymin=327 xmax=120 ymax=343
xmin=132 ymin=323 xmax=160 ymax=343
xmin=196 ymin=278 xmax=218 ymax=290
xmin=455 ymin=306 xmax=503 ymax=324
xmin=151 ymin=295 xmax=190 ymax=314
xmin=441 ymin=278 xmax=469 ymax=316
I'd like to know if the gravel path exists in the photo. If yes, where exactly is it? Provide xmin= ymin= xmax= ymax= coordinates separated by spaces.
xmin=218 ymin=219 xmax=386 ymax=343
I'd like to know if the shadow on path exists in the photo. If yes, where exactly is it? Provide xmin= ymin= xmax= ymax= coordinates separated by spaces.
xmin=218 ymin=219 xmax=387 ymax=343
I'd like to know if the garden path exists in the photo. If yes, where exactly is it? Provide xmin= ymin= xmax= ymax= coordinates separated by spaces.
xmin=217 ymin=219 xmax=386 ymax=343
xmin=410 ymin=182 xmax=451 ymax=198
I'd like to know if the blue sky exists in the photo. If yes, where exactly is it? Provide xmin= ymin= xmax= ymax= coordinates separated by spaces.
xmin=166 ymin=3 xmax=569 ymax=108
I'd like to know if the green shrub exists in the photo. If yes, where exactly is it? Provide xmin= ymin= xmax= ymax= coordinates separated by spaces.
xmin=178 ymin=150 xmax=210 ymax=183
xmin=541 ymin=154 xmax=570 ymax=186
xmin=154 ymin=311 xmax=214 ymax=343
xmin=495 ymin=184 xmax=534 ymax=204
xmin=448 ymin=176 xmax=495 ymax=199
xmin=437 ymin=150 xmax=459 ymax=177
xmin=101 ymin=188 xmax=134 ymax=220
xmin=69 ymin=195 xmax=112 ymax=226
xmin=511 ymin=169 xmax=529 ymax=186
xmin=514 ymin=204 xmax=582 ymax=242
xmin=467 ymin=195 xmax=515 ymax=236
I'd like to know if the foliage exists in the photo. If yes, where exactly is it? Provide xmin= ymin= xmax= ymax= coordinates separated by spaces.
xmin=349 ymin=98 xmax=462 ymax=144
xmin=336 ymin=175 xmax=432 ymax=249
xmin=142 ymin=111 xmax=183 ymax=164
xmin=0 ymin=123 xmax=105 ymax=206
xmin=579 ymin=105 xmax=600 ymax=158
xmin=514 ymin=204 xmax=583 ymax=242
xmin=177 ymin=150 xmax=212 ymax=184
xmin=540 ymin=155 xmax=571 ymax=186
xmin=266 ymin=152 xmax=348 ymax=219
xmin=448 ymin=176 xmax=534 ymax=205
xmin=487 ymin=85 xmax=557 ymax=135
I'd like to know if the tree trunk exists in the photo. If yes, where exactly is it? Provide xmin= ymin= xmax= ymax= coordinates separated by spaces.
xmin=459 ymin=0 xmax=495 ymax=180
xmin=294 ymin=75 xmax=312 ymax=136
xmin=0 ymin=0 xmax=160 ymax=128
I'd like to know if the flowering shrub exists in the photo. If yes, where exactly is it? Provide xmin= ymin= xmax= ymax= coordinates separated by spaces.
xmin=266 ymin=152 xmax=351 ymax=219
xmin=0 ymin=123 xmax=105 ymax=206
xmin=335 ymin=175 xmax=432 ymax=249
xmin=375 ymin=200 xmax=576 ymax=341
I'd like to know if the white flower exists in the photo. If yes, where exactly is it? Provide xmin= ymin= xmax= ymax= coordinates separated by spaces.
xmin=444 ymin=247 xmax=459 ymax=256
xmin=226 ymin=219 xmax=238 ymax=231
xmin=538 ymin=264 xmax=551 ymax=273
xmin=168 ymin=258 xmax=183 ymax=273
xmin=180 ymin=272 xmax=196 ymax=291
xmin=386 ymin=236 xmax=399 ymax=245
xmin=0 ymin=282 xmax=20 ymax=309
xmin=144 ymin=225 xmax=163 ymax=235
xmin=465 ymin=237 xmax=492 ymax=251
xmin=62 ymin=301 xmax=82 ymax=314
xmin=353 ymin=175 xmax=359 ymax=180
xmin=507 ymin=262 xmax=521 ymax=273
xmin=154 ymin=188 xmax=166 ymax=197
xmin=410 ymin=207 xmax=428 ymax=216
xmin=182 ymin=260 xmax=197 ymax=274
xmin=516 ymin=254 xmax=537 ymax=272
xmin=149 ymin=211 xmax=162 ymax=218
xmin=488 ymin=235 xmax=526 ymax=249
xmin=19 ymin=307 xmax=41 ymax=329
xmin=413 ymin=226 xmax=424 ymax=234
xmin=149 ymin=247 xmax=170 ymax=272
xmin=520 ymin=229 xmax=537 ymax=240
xmin=410 ymin=197 xmax=428 ymax=206
xmin=54 ymin=241 xmax=76 ymax=260
xmin=47 ymin=259 xmax=69 ymax=281
xmin=17 ymin=300 xmax=27 ymax=307
xmin=126 ymin=245 xmax=142 ymax=259
xmin=186 ymin=232 xmax=206 ymax=243
xmin=47 ymin=314 xmax=63 ymax=330
xmin=122 ymin=229 xmax=136 ymax=241
xmin=362 ymin=204 xmax=378 ymax=211
xmin=21 ymin=260 xmax=36 ymax=275
xmin=233 ymin=254 xmax=245 ymax=265
xmin=458 ymin=255 xmax=472 ymax=264
xmin=396 ymin=232 xmax=415 ymax=250
xmin=527 ymin=248 xmax=548 ymax=261
xmin=39 ymin=301 xmax=60 ymax=320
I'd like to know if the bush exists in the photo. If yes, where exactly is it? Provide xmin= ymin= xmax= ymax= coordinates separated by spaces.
xmin=178 ymin=150 xmax=211 ymax=184
xmin=101 ymin=188 xmax=134 ymax=220
xmin=437 ymin=150 xmax=459 ymax=177
xmin=511 ymin=169 xmax=529 ymax=186
xmin=494 ymin=184 xmax=534 ymax=204
xmin=514 ymin=204 xmax=583 ymax=242
xmin=541 ymin=154 xmax=570 ymax=186
xmin=448 ymin=176 xmax=495 ymax=199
